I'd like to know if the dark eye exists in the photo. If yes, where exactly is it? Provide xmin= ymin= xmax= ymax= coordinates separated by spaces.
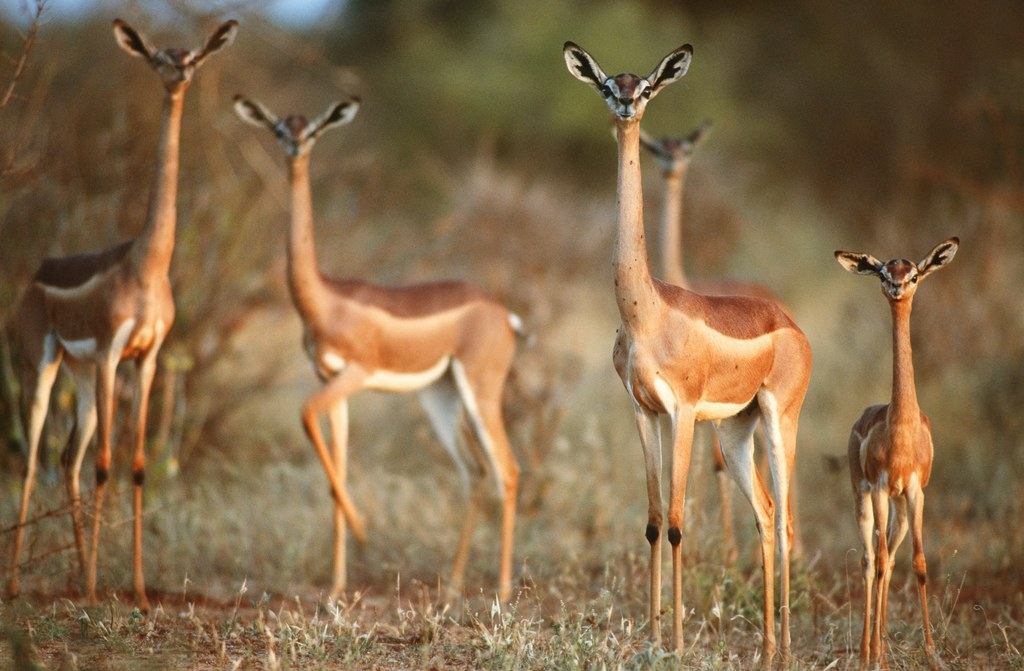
xmin=640 ymin=86 xmax=652 ymax=99
xmin=600 ymin=84 xmax=612 ymax=97
xmin=910 ymin=275 xmax=918 ymax=283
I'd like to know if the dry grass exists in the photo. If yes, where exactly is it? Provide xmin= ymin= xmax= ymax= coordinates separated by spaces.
xmin=2 ymin=520 xmax=1022 ymax=670
xmin=2 ymin=375 xmax=1022 ymax=669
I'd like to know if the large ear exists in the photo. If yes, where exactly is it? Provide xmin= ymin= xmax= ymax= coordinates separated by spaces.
xmin=233 ymin=95 xmax=279 ymax=130
xmin=563 ymin=42 xmax=608 ymax=92
xmin=307 ymin=98 xmax=360 ymax=141
xmin=688 ymin=118 xmax=712 ymax=148
xmin=646 ymin=44 xmax=692 ymax=97
xmin=835 ymin=250 xmax=884 ymax=276
xmin=192 ymin=19 xmax=239 ymax=67
xmin=917 ymin=236 xmax=959 ymax=279
xmin=112 ymin=19 xmax=155 ymax=61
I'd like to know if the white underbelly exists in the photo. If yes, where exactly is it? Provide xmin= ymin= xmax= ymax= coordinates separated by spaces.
xmin=694 ymin=398 xmax=754 ymax=422
xmin=364 ymin=356 xmax=451 ymax=393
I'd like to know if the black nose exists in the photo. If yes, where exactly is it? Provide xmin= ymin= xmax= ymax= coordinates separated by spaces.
xmin=619 ymin=97 xmax=633 ymax=106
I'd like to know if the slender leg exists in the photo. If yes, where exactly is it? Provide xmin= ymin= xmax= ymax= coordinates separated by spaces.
xmin=450 ymin=359 xmax=519 ymax=602
xmin=788 ymin=455 xmax=804 ymax=562
xmin=710 ymin=432 xmax=738 ymax=566
xmin=419 ymin=380 xmax=478 ymax=596
xmin=882 ymin=497 xmax=910 ymax=642
xmin=448 ymin=427 xmax=492 ymax=598
xmin=449 ymin=474 xmax=488 ymax=596
xmin=87 ymin=350 xmax=120 ymax=605
xmin=871 ymin=488 xmax=891 ymax=669
xmin=477 ymin=399 xmax=518 ymax=602
xmin=64 ymin=359 xmax=97 ymax=583
xmin=855 ymin=484 xmax=875 ymax=671
xmin=634 ymin=406 xmax=664 ymax=647
xmin=777 ymin=422 xmax=796 ymax=663
xmin=130 ymin=345 xmax=160 ymax=612
xmin=7 ymin=335 xmax=62 ymax=598
xmin=717 ymin=411 xmax=776 ymax=668
xmin=466 ymin=408 xmax=518 ymax=598
xmin=906 ymin=484 xmax=943 ymax=669
xmin=666 ymin=407 xmax=694 ymax=652
xmin=302 ymin=366 xmax=369 ymax=543
xmin=760 ymin=391 xmax=799 ymax=665
xmin=326 ymin=400 xmax=349 ymax=600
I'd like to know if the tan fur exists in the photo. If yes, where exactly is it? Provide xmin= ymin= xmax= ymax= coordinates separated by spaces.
xmin=836 ymin=238 xmax=957 ymax=671
xmin=236 ymin=96 xmax=520 ymax=602
xmin=642 ymin=126 xmax=800 ymax=564
xmin=8 ymin=19 xmax=237 ymax=612
xmin=565 ymin=41 xmax=811 ymax=668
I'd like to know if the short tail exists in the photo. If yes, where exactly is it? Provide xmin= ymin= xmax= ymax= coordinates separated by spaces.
xmin=508 ymin=312 xmax=535 ymax=347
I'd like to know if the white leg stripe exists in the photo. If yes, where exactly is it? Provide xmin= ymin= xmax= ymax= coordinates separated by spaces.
xmin=451 ymin=358 xmax=504 ymax=498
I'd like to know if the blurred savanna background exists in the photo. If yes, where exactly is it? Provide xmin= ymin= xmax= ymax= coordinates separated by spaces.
xmin=1 ymin=0 xmax=1022 ymax=668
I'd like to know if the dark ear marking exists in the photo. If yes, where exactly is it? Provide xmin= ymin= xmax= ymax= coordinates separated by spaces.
xmin=572 ymin=53 xmax=602 ymax=85
xmin=308 ymin=98 xmax=360 ymax=140
xmin=648 ymin=44 xmax=693 ymax=94
xmin=563 ymin=41 xmax=607 ymax=88
xmin=835 ymin=250 xmax=883 ymax=276
xmin=206 ymin=19 xmax=239 ymax=53
xmin=194 ymin=19 xmax=238 ymax=65
xmin=918 ymin=236 xmax=960 ymax=279
xmin=324 ymin=99 xmax=359 ymax=126
xmin=233 ymin=94 xmax=278 ymax=130
xmin=112 ymin=19 xmax=153 ymax=60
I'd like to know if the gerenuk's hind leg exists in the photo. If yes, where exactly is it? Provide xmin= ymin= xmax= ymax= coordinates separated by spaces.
xmin=717 ymin=409 xmax=776 ymax=669
xmin=7 ymin=335 xmax=62 ymax=598
xmin=451 ymin=359 xmax=519 ymax=602
xmin=759 ymin=389 xmax=801 ymax=665
xmin=64 ymin=358 xmax=97 ymax=584
xmin=327 ymin=399 xmax=350 ymax=599
xmin=906 ymin=484 xmax=944 ymax=669
xmin=419 ymin=379 xmax=480 ymax=597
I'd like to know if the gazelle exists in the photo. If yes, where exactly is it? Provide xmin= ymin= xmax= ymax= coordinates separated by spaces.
xmin=233 ymin=95 xmax=521 ymax=601
xmin=641 ymin=120 xmax=786 ymax=565
xmin=564 ymin=42 xmax=812 ymax=666
xmin=6 ymin=19 xmax=237 ymax=611
xmin=836 ymin=237 xmax=958 ymax=671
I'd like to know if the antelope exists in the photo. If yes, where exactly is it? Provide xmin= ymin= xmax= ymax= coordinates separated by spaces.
xmin=234 ymin=94 xmax=522 ymax=601
xmin=564 ymin=41 xmax=811 ymax=666
xmin=836 ymin=237 xmax=958 ymax=670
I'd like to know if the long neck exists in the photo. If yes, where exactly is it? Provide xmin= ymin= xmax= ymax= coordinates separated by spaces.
xmin=614 ymin=121 xmax=661 ymax=326
xmin=133 ymin=91 xmax=185 ymax=280
xmin=889 ymin=299 xmax=920 ymax=426
xmin=659 ymin=169 xmax=687 ymax=288
xmin=287 ymin=155 xmax=326 ymax=318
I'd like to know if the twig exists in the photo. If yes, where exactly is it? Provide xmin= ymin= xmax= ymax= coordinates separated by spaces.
xmin=1 ymin=0 xmax=46 ymax=177
xmin=0 ymin=540 xmax=77 ymax=576
xmin=0 ymin=500 xmax=74 ymax=536
xmin=0 ymin=0 xmax=46 ymax=113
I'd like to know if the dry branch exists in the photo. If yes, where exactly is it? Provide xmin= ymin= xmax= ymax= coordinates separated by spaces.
xmin=0 ymin=0 xmax=46 ymax=175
